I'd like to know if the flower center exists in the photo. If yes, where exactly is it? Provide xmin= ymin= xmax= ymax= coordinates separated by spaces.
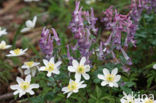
xmin=20 ymin=82 xmax=30 ymax=90
xmin=68 ymin=81 xmax=78 ymax=91
xmin=13 ymin=49 xmax=21 ymax=55
xmin=45 ymin=63 xmax=55 ymax=72
xmin=77 ymin=65 xmax=85 ymax=74
xmin=25 ymin=61 xmax=34 ymax=67
xmin=145 ymin=99 xmax=154 ymax=103
xmin=0 ymin=42 xmax=6 ymax=49
xmin=106 ymin=74 xmax=114 ymax=82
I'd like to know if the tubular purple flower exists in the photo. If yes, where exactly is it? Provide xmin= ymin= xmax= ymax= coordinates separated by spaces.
xmin=39 ymin=27 xmax=53 ymax=58
xmin=51 ymin=28 xmax=60 ymax=45
xmin=67 ymin=45 xmax=73 ymax=64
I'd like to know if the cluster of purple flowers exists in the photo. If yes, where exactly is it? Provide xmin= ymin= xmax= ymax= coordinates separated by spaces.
xmin=39 ymin=27 xmax=60 ymax=59
xmin=101 ymin=6 xmax=133 ymax=67
xmin=68 ymin=1 xmax=98 ymax=63
xmin=39 ymin=0 xmax=155 ymax=71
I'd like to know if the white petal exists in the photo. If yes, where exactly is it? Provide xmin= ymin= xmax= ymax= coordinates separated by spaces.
xmin=75 ymin=73 xmax=81 ymax=81
xmin=25 ymin=75 xmax=31 ymax=83
xmin=16 ymin=77 xmax=24 ymax=84
xmin=97 ymin=74 xmax=105 ymax=80
xmin=101 ymin=81 xmax=107 ymax=86
xmin=5 ymin=45 xmax=12 ymax=49
xmin=32 ymin=69 xmax=36 ymax=77
xmin=62 ymin=87 xmax=68 ymax=92
xmin=73 ymin=89 xmax=78 ymax=93
xmin=32 ymin=16 xmax=37 ymax=27
xmin=52 ymin=69 xmax=60 ymax=74
xmin=72 ymin=59 xmax=79 ymax=68
xmin=55 ymin=61 xmax=62 ymax=67
xmin=80 ymin=57 xmax=86 ymax=65
xmin=68 ymin=66 xmax=76 ymax=72
xmin=26 ymin=20 xmax=33 ymax=28
xmin=103 ymin=68 xmax=110 ymax=75
xmin=39 ymin=67 xmax=45 ymax=71
xmin=43 ymin=59 xmax=48 ymax=66
xmin=82 ymin=73 xmax=90 ymax=80
xmin=111 ymin=68 xmax=118 ymax=75
xmin=79 ymin=84 xmax=87 ymax=88
xmin=47 ymin=72 xmax=52 ymax=77
xmin=114 ymin=75 xmax=121 ymax=82
xmin=50 ymin=57 xmax=54 ymax=64
xmin=10 ymin=84 xmax=19 ymax=90
xmin=30 ymin=84 xmax=39 ymax=89
xmin=21 ymin=27 xmax=31 ymax=33
xmin=21 ymin=65 xmax=28 ymax=69
xmin=24 ymin=69 xmax=30 ymax=75
xmin=153 ymin=64 xmax=156 ymax=70
xmin=85 ymin=65 xmax=90 ymax=72
xmin=67 ymin=92 xmax=72 ymax=98
xmin=27 ymin=90 xmax=34 ymax=95
xmin=34 ymin=62 xmax=40 ymax=66
xmin=19 ymin=91 xmax=26 ymax=97
xmin=13 ymin=90 xmax=19 ymax=95
xmin=23 ymin=48 xmax=28 ymax=52
xmin=109 ymin=83 xmax=114 ymax=87
xmin=113 ymin=82 xmax=118 ymax=87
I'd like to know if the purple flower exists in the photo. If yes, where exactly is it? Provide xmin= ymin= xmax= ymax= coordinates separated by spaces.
xmin=39 ymin=27 xmax=60 ymax=59
xmin=39 ymin=28 xmax=53 ymax=58
xmin=68 ymin=1 xmax=98 ymax=63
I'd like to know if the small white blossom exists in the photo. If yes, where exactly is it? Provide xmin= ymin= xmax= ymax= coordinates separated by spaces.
xmin=21 ymin=61 xmax=40 ymax=76
xmin=62 ymin=79 xmax=87 ymax=98
xmin=120 ymin=92 xmax=140 ymax=103
xmin=0 ymin=27 xmax=7 ymax=37
xmin=10 ymin=75 xmax=39 ymax=97
xmin=24 ymin=0 xmax=39 ymax=2
xmin=21 ymin=16 xmax=37 ymax=33
xmin=6 ymin=48 xmax=28 ymax=57
xmin=86 ymin=0 xmax=96 ymax=4
xmin=153 ymin=64 xmax=156 ymax=70
xmin=68 ymin=57 xmax=90 ymax=81
xmin=39 ymin=57 xmax=62 ymax=77
xmin=97 ymin=68 xmax=121 ymax=87
xmin=0 ymin=41 xmax=11 ymax=50
xmin=141 ymin=97 xmax=156 ymax=103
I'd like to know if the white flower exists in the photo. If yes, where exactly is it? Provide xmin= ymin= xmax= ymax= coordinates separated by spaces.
xmin=62 ymin=79 xmax=87 ymax=98
xmin=21 ymin=16 xmax=37 ymax=33
xmin=21 ymin=61 xmax=40 ymax=76
xmin=65 ymin=0 xmax=69 ymax=3
xmin=97 ymin=68 xmax=121 ymax=87
xmin=0 ymin=41 xmax=12 ymax=50
xmin=86 ymin=0 xmax=96 ymax=4
xmin=6 ymin=48 xmax=28 ymax=57
xmin=68 ymin=57 xmax=90 ymax=81
xmin=141 ymin=97 xmax=156 ymax=103
xmin=24 ymin=0 xmax=39 ymax=2
xmin=153 ymin=64 xmax=156 ymax=70
xmin=39 ymin=57 xmax=62 ymax=77
xmin=120 ymin=92 xmax=140 ymax=103
xmin=10 ymin=75 xmax=39 ymax=97
xmin=0 ymin=27 xmax=7 ymax=37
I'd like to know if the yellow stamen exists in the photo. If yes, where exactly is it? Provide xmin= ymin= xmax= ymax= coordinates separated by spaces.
xmin=106 ymin=74 xmax=114 ymax=82
xmin=68 ymin=81 xmax=78 ymax=91
xmin=77 ymin=65 xmax=85 ymax=74
xmin=145 ymin=99 xmax=154 ymax=103
xmin=25 ymin=61 xmax=34 ymax=67
xmin=13 ymin=48 xmax=21 ymax=55
xmin=45 ymin=63 xmax=55 ymax=72
xmin=20 ymin=82 xmax=30 ymax=90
